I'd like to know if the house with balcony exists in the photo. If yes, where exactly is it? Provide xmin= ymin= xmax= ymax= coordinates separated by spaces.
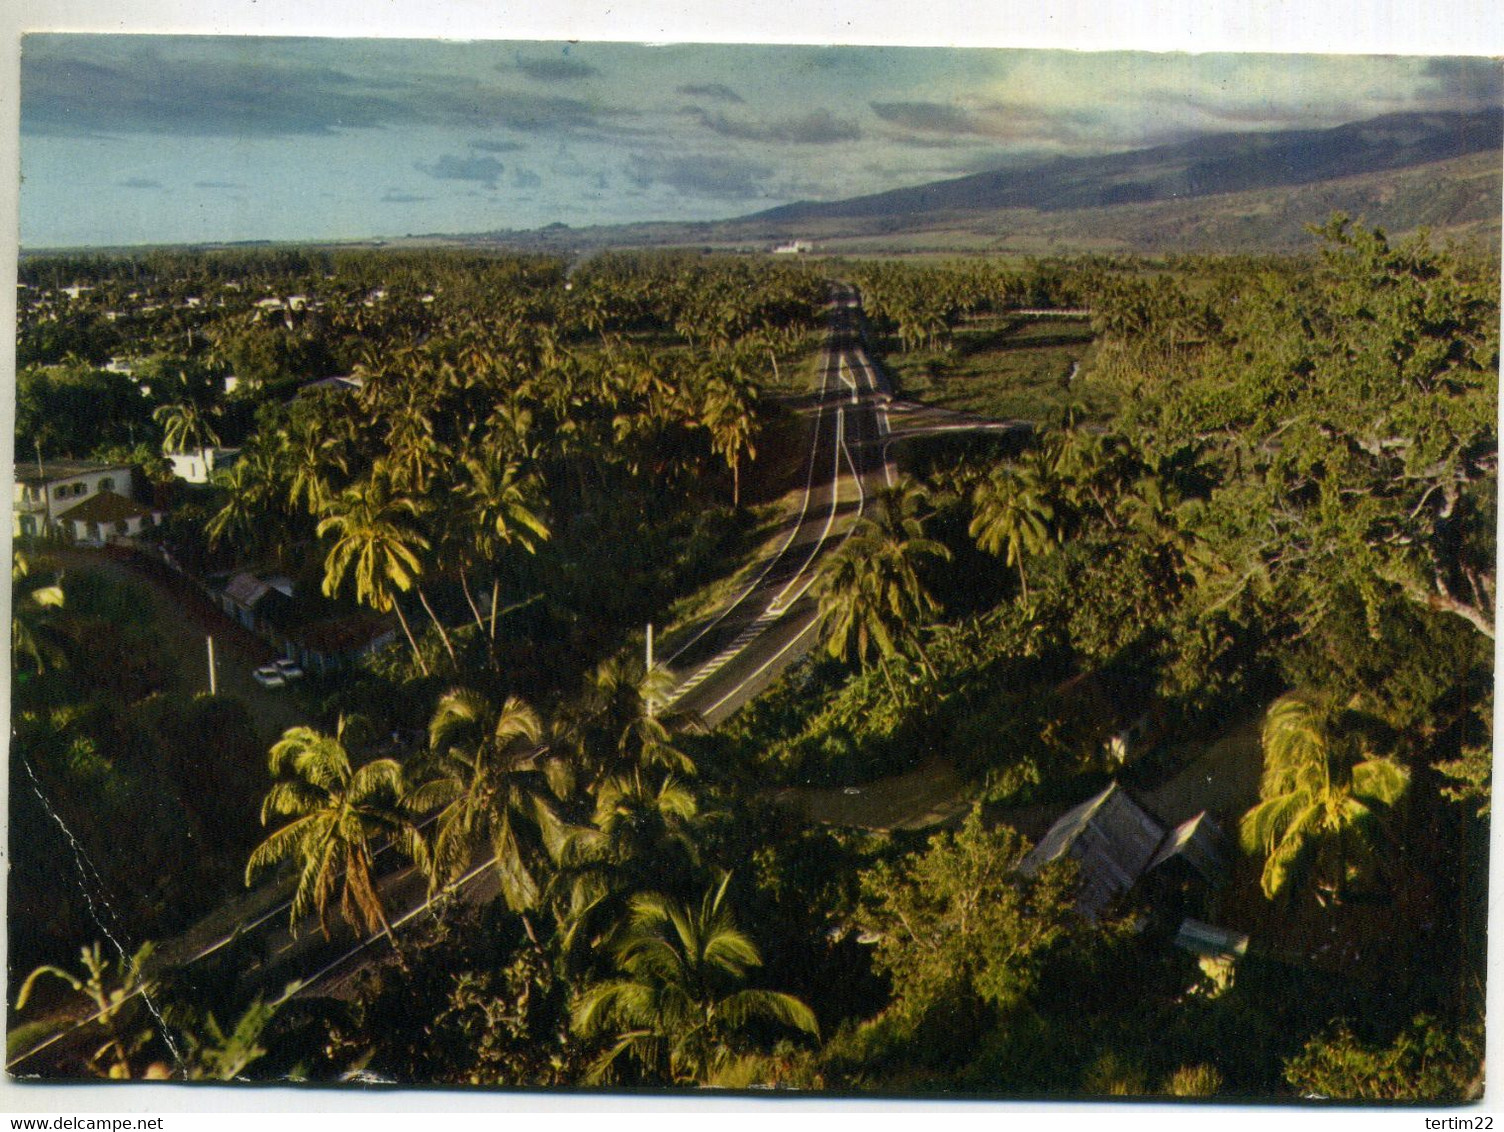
xmin=13 ymin=459 xmax=162 ymax=543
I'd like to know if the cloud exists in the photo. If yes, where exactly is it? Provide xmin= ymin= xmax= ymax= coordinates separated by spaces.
xmin=22 ymin=44 xmax=409 ymax=137
xmin=512 ymin=167 xmax=542 ymax=189
xmin=20 ymin=37 xmax=617 ymax=140
xmin=512 ymin=55 xmax=597 ymax=83
xmin=689 ymin=107 xmax=861 ymax=145
xmin=470 ymin=138 xmax=526 ymax=153
xmin=381 ymin=190 xmax=430 ymax=203
xmin=415 ymin=154 xmax=503 ymax=187
xmin=870 ymin=100 xmax=984 ymax=135
xmin=118 ymin=177 xmax=162 ymax=189
xmin=625 ymin=152 xmax=773 ymax=199
xmin=193 ymin=179 xmax=241 ymax=189
xmin=676 ymin=82 xmax=742 ymax=103
xmin=431 ymin=88 xmax=607 ymax=134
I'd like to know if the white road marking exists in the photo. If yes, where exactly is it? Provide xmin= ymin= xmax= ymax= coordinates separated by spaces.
xmin=664 ymin=326 xmax=838 ymax=668
xmin=767 ymin=406 xmax=848 ymax=615
xmin=700 ymin=611 xmax=825 ymax=721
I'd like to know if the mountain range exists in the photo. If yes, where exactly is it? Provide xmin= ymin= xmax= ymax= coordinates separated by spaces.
xmin=750 ymin=108 xmax=1502 ymax=225
xmin=440 ymin=108 xmax=1504 ymax=256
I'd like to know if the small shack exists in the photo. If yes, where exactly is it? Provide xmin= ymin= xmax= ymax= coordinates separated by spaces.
xmin=1020 ymin=782 xmax=1226 ymax=921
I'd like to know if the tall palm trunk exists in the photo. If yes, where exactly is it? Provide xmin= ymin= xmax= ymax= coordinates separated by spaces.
xmin=392 ymin=601 xmax=430 ymax=677
xmin=459 ymin=571 xmax=500 ymax=669
xmin=415 ymin=584 xmax=458 ymax=667
xmin=459 ymin=570 xmax=488 ymax=638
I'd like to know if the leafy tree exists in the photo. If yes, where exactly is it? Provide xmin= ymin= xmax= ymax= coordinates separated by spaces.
xmin=1120 ymin=218 xmax=1497 ymax=642
xmin=1283 ymin=1015 xmax=1482 ymax=1101
xmin=854 ymin=808 xmax=1078 ymax=1021
xmin=246 ymin=718 xmax=423 ymax=946
xmin=1239 ymin=691 xmax=1410 ymax=901
xmin=571 ymin=873 xmax=818 ymax=1085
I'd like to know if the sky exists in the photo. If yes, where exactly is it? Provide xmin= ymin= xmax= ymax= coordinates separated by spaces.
xmin=16 ymin=35 xmax=1503 ymax=249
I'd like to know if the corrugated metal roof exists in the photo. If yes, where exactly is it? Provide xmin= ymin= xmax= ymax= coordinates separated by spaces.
xmin=1147 ymin=812 xmax=1226 ymax=879
xmin=1174 ymin=918 xmax=1249 ymax=960
xmin=223 ymin=572 xmax=271 ymax=608
xmin=1020 ymin=783 xmax=1167 ymax=920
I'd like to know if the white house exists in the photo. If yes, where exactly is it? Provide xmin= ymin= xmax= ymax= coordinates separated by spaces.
xmin=168 ymin=446 xmax=241 ymax=485
xmin=13 ymin=459 xmax=161 ymax=542
xmin=55 ymin=490 xmax=165 ymax=547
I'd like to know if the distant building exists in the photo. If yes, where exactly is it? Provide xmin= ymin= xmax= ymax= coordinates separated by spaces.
xmin=214 ymin=570 xmax=397 ymax=674
xmin=168 ymin=446 xmax=241 ymax=485
xmin=772 ymin=240 xmax=815 ymax=255
xmin=300 ymin=374 xmax=364 ymax=395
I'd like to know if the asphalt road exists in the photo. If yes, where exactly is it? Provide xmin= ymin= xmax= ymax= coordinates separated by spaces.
xmin=661 ymin=286 xmax=896 ymax=727
xmin=8 ymin=285 xmax=1029 ymax=1071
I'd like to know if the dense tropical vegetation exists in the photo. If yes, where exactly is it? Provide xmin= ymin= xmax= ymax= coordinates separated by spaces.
xmin=9 ymin=224 xmax=1494 ymax=1099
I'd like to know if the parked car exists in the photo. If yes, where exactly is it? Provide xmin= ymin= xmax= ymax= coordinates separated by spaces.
xmin=252 ymin=665 xmax=286 ymax=688
xmin=274 ymin=658 xmax=305 ymax=681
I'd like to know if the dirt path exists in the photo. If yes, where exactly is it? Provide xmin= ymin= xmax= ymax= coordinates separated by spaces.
xmin=1144 ymin=713 xmax=1265 ymax=827
xmin=768 ymin=756 xmax=976 ymax=831
xmin=767 ymin=711 xmax=1267 ymax=837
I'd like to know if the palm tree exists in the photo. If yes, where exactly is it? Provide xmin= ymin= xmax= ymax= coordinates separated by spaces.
xmin=571 ymin=873 xmax=818 ymax=1084
xmin=275 ymin=410 xmax=348 ymax=517
xmin=245 ymin=717 xmax=423 ymax=946
xmin=317 ymin=473 xmax=432 ymax=674
xmin=457 ymin=449 xmax=551 ymax=643
xmin=700 ymin=364 xmax=759 ymax=509
xmin=970 ymin=463 xmax=1056 ymax=604
xmin=409 ymin=690 xmax=569 ymax=920
xmin=153 ymin=399 xmax=220 ymax=456
xmin=552 ymin=771 xmax=701 ymax=965
xmin=816 ymin=481 xmax=950 ymax=691
xmin=12 ymin=550 xmax=66 ymax=674
xmin=205 ymin=447 xmax=280 ymax=557
xmin=568 ymin=655 xmax=697 ymax=789
xmin=1239 ymin=692 xmax=1410 ymax=901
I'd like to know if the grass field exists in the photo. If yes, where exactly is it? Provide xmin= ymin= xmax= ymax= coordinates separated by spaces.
xmin=881 ymin=313 xmax=1108 ymax=425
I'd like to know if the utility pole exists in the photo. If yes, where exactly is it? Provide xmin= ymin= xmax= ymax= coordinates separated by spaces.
xmin=35 ymin=438 xmax=50 ymax=537
xmin=206 ymin=635 xmax=218 ymax=696
xmin=645 ymin=623 xmax=656 ymax=718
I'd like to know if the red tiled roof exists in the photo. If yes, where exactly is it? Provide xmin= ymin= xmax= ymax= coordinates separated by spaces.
xmin=54 ymin=490 xmax=157 ymax=525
